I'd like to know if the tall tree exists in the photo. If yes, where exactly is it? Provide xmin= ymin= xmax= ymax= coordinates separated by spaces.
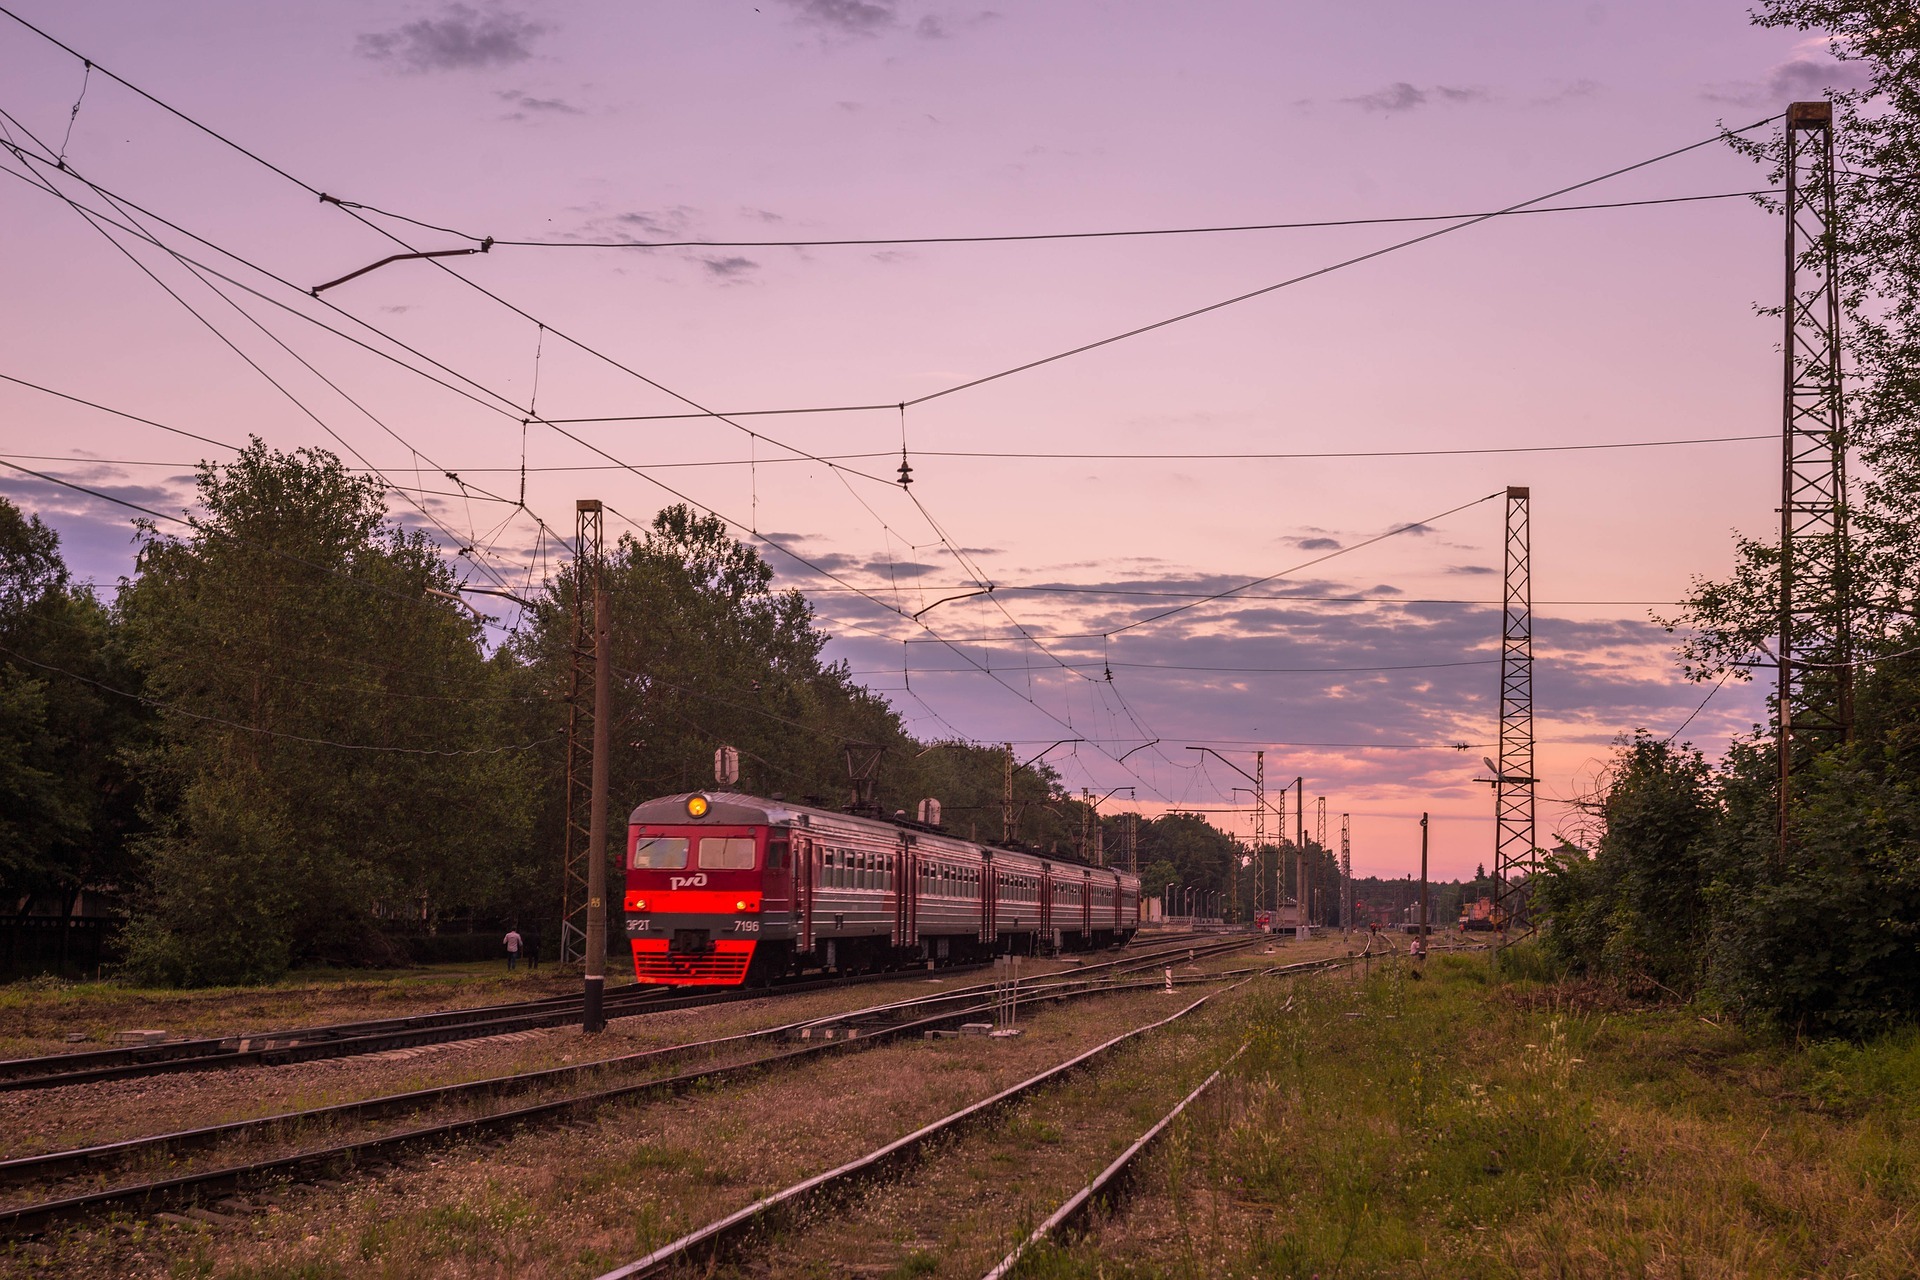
xmin=0 ymin=498 xmax=144 ymax=913
xmin=117 ymin=442 xmax=535 ymax=984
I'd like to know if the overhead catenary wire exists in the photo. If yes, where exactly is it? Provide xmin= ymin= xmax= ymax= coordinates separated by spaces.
xmin=0 ymin=134 xmax=583 ymax=559
xmin=466 ymin=188 xmax=1784 ymax=248
xmin=852 ymin=657 xmax=1500 ymax=676
xmin=0 ymin=644 xmax=558 ymax=756
xmin=248 ymin=92 xmax=1783 ymax=788
xmin=0 ymin=120 xmax=533 ymax=598
xmin=894 ymin=115 xmax=1784 ymax=409
xmin=0 ymin=458 xmax=520 ymax=632
xmin=0 ymin=99 xmax=1063 ymax=777
xmin=0 ymin=10 xmax=1782 ymax=791
xmin=1104 ymin=491 xmax=1503 ymax=638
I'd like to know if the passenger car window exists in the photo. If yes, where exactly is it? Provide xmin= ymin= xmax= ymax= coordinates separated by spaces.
xmin=698 ymin=837 xmax=755 ymax=869
xmin=631 ymin=837 xmax=689 ymax=869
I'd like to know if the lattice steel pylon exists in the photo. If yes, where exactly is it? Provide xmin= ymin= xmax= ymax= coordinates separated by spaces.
xmin=559 ymin=499 xmax=605 ymax=966
xmin=1777 ymin=100 xmax=1854 ymax=861
xmin=1494 ymin=486 xmax=1537 ymax=932
xmin=1315 ymin=797 xmax=1327 ymax=925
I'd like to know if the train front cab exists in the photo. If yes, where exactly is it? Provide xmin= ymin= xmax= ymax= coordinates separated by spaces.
xmin=624 ymin=803 xmax=792 ymax=986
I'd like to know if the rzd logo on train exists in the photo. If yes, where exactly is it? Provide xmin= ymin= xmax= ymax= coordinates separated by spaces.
xmin=670 ymin=873 xmax=709 ymax=890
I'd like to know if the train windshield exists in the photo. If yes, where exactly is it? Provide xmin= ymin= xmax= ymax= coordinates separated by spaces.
xmin=697 ymin=837 xmax=756 ymax=869
xmin=631 ymin=837 xmax=689 ymax=869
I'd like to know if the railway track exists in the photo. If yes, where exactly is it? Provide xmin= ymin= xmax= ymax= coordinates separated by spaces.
xmin=593 ymin=959 xmax=1339 ymax=1279
xmin=0 ymin=934 xmax=1268 ymax=1235
xmin=0 ymin=935 xmax=1218 ymax=1093
xmin=981 ymin=1042 xmax=1250 ymax=1279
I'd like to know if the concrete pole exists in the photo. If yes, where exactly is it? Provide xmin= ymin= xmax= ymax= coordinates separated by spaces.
xmin=1418 ymin=812 xmax=1429 ymax=958
xmin=583 ymin=585 xmax=611 ymax=1033
xmin=1002 ymin=743 xmax=1014 ymax=842
xmin=1295 ymin=776 xmax=1308 ymax=940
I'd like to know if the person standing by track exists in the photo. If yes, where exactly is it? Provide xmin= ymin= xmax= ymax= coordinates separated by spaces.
xmin=503 ymin=926 xmax=523 ymax=972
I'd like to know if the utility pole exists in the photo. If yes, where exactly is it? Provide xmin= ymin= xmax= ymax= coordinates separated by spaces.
xmin=1126 ymin=812 xmax=1137 ymax=874
xmin=1418 ymin=812 xmax=1430 ymax=955
xmin=1341 ymin=813 xmax=1352 ymax=939
xmin=1777 ymin=99 xmax=1853 ymax=864
xmin=1494 ymin=486 xmax=1537 ymax=934
xmin=1002 ymin=743 xmax=1014 ymax=842
xmin=1079 ymin=789 xmax=1091 ymax=862
xmin=583 ymin=582 xmax=611 ymax=1033
xmin=1253 ymin=750 xmax=1266 ymax=915
xmin=1295 ymin=776 xmax=1308 ymax=941
xmin=1276 ymin=783 xmax=1287 ymax=928
xmin=559 ymin=499 xmax=604 ymax=968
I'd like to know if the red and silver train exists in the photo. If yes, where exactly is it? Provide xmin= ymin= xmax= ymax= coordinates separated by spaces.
xmin=624 ymin=791 xmax=1142 ymax=986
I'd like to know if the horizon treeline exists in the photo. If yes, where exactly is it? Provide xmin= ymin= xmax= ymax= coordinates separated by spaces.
xmin=1 ymin=441 xmax=1258 ymax=985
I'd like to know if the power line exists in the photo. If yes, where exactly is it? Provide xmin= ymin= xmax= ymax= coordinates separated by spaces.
xmin=0 ymin=374 xmax=240 ymax=452
xmin=895 ymin=115 xmax=1784 ymax=409
xmin=856 ymin=657 xmax=1499 ymax=676
xmin=0 ymin=13 xmax=1767 ymax=787
xmin=0 ymin=458 xmax=515 ymax=630
xmin=453 ymin=189 xmax=1782 ymax=249
xmin=0 ymin=644 xmax=557 ymax=756
xmin=0 ymin=122 xmax=532 ymax=599
xmin=0 ymin=134 xmax=582 ymax=563
xmin=1107 ymin=490 xmax=1503 ymax=638
xmin=0 ymin=100 xmax=1039 ymax=775
xmin=0 ymin=426 xmax=1774 ymax=467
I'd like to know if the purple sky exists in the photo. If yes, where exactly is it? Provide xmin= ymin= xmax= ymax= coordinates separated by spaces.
xmin=0 ymin=1 xmax=1865 ymax=878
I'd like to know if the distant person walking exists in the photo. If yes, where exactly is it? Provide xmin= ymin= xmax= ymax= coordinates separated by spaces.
xmin=523 ymin=925 xmax=541 ymax=972
xmin=504 ymin=927 xmax=523 ymax=971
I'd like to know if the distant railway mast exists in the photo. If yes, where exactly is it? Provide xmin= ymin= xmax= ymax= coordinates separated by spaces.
xmin=1252 ymin=750 xmax=1266 ymax=915
xmin=1494 ymin=486 xmax=1537 ymax=932
xmin=1344 ymin=814 xmax=1358 ymax=935
xmin=1315 ymin=797 xmax=1327 ymax=926
xmin=1777 ymin=100 xmax=1854 ymax=862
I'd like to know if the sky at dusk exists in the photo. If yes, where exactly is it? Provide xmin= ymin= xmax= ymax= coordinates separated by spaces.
xmin=0 ymin=1 xmax=1869 ymax=880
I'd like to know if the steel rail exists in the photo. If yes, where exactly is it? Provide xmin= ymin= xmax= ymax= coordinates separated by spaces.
xmin=594 ymin=956 xmax=1347 ymax=1280
xmin=0 ymin=957 xmax=1016 ymax=1092
xmin=0 ymin=984 xmax=670 ymax=1089
xmin=791 ymin=935 xmax=1261 ymax=1033
xmin=0 ymin=960 xmax=1284 ymax=1234
xmin=0 ymin=935 xmax=1218 ymax=1092
xmin=0 ymin=944 xmax=1258 ymax=1191
xmin=980 ymin=1043 xmax=1252 ymax=1279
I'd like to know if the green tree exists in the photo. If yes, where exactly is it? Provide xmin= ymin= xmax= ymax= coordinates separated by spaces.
xmin=1535 ymin=734 xmax=1716 ymax=993
xmin=117 ymin=442 xmax=535 ymax=984
xmin=0 ymin=498 xmax=146 ymax=914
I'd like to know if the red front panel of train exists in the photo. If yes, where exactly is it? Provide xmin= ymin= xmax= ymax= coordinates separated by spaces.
xmin=625 ymin=824 xmax=768 ymax=986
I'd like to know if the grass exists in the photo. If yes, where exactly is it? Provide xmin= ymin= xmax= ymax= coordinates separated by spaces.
xmin=1024 ymin=948 xmax=1920 ymax=1278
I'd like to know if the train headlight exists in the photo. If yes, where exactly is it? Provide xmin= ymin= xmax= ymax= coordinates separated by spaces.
xmin=632 ymin=898 xmax=648 ymax=912
xmin=736 ymin=899 xmax=749 ymax=912
xmin=686 ymin=794 xmax=711 ymax=818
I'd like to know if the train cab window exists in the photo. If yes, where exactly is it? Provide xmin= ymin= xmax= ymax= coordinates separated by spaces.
xmin=698 ymin=837 xmax=755 ymax=869
xmin=767 ymin=841 xmax=788 ymax=871
xmin=631 ymin=837 xmax=689 ymax=870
